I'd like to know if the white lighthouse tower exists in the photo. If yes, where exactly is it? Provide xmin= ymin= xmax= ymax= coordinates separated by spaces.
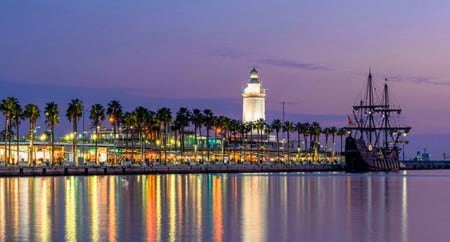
xmin=242 ymin=68 xmax=266 ymax=122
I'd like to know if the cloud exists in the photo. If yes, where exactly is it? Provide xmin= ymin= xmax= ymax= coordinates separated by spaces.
xmin=214 ymin=47 xmax=328 ymax=72
xmin=215 ymin=47 xmax=250 ymax=60
xmin=258 ymin=58 xmax=328 ymax=71
xmin=388 ymin=75 xmax=450 ymax=86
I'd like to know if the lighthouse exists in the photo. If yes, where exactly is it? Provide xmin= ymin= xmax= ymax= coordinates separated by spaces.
xmin=242 ymin=68 xmax=266 ymax=123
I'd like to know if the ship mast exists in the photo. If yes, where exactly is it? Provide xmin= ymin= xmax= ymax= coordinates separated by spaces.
xmin=383 ymin=78 xmax=389 ymax=149
xmin=348 ymin=70 xmax=411 ymax=152
xmin=360 ymin=70 xmax=377 ymax=146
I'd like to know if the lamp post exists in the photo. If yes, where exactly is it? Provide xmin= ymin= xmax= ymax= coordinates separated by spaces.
xmin=221 ymin=135 xmax=225 ymax=163
xmin=30 ymin=126 xmax=40 ymax=166
xmin=109 ymin=116 xmax=117 ymax=165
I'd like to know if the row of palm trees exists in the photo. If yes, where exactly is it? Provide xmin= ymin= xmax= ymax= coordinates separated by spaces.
xmin=0 ymin=97 xmax=347 ymax=165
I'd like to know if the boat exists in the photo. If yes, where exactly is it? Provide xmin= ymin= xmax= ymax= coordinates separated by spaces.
xmin=344 ymin=71 xmax=411 ymax=172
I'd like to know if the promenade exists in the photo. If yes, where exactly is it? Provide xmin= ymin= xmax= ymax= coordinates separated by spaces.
xmin=0 ymin=163 xmax=342 ymax=177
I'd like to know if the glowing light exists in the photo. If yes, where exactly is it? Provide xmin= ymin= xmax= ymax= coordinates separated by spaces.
xmin=40 ymin=133 xmax=47 ymax=141
xmin=91 ymin=134 xmax=98 ymax=141
xmin=90 ymin=177 xmax=99 ymax=241
xmin=65 ymin=177 xmax=77 ymax=241
xmin=242 ymin=69 xmax=266 ymax=123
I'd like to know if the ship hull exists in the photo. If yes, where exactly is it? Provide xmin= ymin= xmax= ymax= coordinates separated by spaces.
xmin=344 ymin=136 xmax=400 ymax=172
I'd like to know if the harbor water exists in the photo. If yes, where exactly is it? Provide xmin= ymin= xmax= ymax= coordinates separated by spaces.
xmin=1 ymin=170 xmax=450 ymax=241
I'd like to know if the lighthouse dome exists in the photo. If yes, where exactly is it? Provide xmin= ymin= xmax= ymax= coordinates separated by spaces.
xmin=249 ymin=68 xmax=260 ymax=83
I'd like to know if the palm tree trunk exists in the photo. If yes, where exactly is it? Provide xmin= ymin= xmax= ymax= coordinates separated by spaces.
xmin=199 ymin=127 xmax=203 ymax=164
xmin=164 ymin=123 xmax=168 ymax=164
xmin=16 ymin=120 xmax=20 ymax=165
xmin=51 ymin=126 xmax=55 ymax=165
xmin=4 ymin=118 xmax=8 ymax=166
xmin=8 ymin=128 xmax=12 ymax=165
xmin=29 ymin=121 xmax=34 ymax=165
xmin=113 ymin=123 xmax=117 ymax=165
xmin=72 ymin=120 xmax=77 ymax=165
xmin=131 ymin=131 xmax=135 ymax=163
xmin=95 ymin=127 xmax=99 ymax=165
xmin=140 ymin=132 xmax=144 ymax=164
xmin=276 ymin=132 xmax=280 ymax=163
xmin=287 ymin=133 xmax=290 ymax=162
xmin=194 ymin=126 xmax=198 ymax=162
xmin=180 ymin=128 xmax=184 ymax=155
xmin=206 ymin=128 xmax=210 ymax=163
xmin=249 ymin=131 xmax=253 ymax=163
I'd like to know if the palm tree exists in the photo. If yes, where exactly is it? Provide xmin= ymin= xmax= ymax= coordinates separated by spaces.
xmin=0 ymin=97 xmax=19 ymax=165
xmin=217 ymin=116 xmax=230 ymax=162
xmin=156 ymin=107 xmax=172 ymax=164
xmin=330 ymin=126 xmax=338 ymax=161
xmin=255 ymin=118 xmax=265 ymax=162
xmin=145 ymin=111 xmax=159 ymax=150
xmin=228 ymin=119 xmax=239 ymax=163
xmin=107 ymin=100 xmax=123 ymax=165
xmin=263 ymin=123 xmax=273 ymax=162
xmin=202 ymin=109 xmax=214 ymax=163
xmin=134 ymin=106 xmax=149 ymax=163
xmin=45 ymin=102 xmax=59 ymax=165
xmin=245 ymin=121 xmax=255 ymax=162
xmin=300 ymin=122 xmax=311 ymax=156
xmin=294 ymin=122 xmax=303 ymax=161
xmin=191 ymin=108 xmax=204 ymax=162
xmin=282 ymin=121 xmax=295 ymax=162
xmin=122 ymin=111 xmax=138 ymax=162
xmin=323 ymin=127 xmax=331 ymax=151
xmin=23 ymin=104 xmax=40 ymax=165
xmin=337 ymin=128 xmax=347 ymax=159
xmin=12 ymin=101 xmax=22 ymax=165
xmin=171 ymin=120 xmax=181 ymax=154
xmin=175 ymin=107 xmax=191 ymax=155
xmin=311 ymin=122 xmax=321 ymax=162
xmin=237 ymin=120 xmax=247 ymax=163
xmin=90 ymin=104 xmax=105 ymax=165
xmin=66 ymin=99 xmax=83 ymax=165
xmin=271 ymin=119 xmax=282 ymax=163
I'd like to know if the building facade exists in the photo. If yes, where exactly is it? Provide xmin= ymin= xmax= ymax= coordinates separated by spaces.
xmin=242 ymin=68 xmax=266 ymax=123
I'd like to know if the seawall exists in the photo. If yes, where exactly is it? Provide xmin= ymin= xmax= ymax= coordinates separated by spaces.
xmin=0 ymin=163 xmax=343 ymax=177
xmin=402 ymin=160 xmax=450 ymax=170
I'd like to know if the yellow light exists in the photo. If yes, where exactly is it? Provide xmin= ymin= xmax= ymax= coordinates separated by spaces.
xmin=40 ymin=134 xmax=47 ymax=141
xmin=91 ymin=134 xmax=98 ymax=140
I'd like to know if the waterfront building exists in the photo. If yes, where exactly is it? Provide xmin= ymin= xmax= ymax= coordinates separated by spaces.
xmin=242 ymin=68 xmax=266 ymax=123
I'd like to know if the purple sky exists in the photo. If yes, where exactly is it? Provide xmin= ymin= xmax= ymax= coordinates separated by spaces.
xmin=1 ymin=1 xmax=450 ymax=158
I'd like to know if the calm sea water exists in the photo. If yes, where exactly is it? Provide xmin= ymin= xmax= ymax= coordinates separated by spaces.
xmin=1 ymin=170 xmax=450 ymax=242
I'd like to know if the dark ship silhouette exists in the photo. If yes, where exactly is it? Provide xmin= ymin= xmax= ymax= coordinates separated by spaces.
xmin=344 ymin=71 xmax=411 ymax=172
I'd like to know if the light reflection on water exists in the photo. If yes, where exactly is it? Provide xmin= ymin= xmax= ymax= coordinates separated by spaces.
xmin=1 ymin=171 xmax=450 ymax=241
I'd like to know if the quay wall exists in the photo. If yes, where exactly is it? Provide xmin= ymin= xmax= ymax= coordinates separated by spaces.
xmin=402 ymin=160 xmax=450 ymax=170
xmin=1 ymin=161 xmax=447 ymax=177
xmin=0 ymin=163 xmax=343 ymax=177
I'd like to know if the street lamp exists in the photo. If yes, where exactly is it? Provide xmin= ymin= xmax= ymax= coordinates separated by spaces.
xmin=109 ymin=116 xmax=117 ymax=165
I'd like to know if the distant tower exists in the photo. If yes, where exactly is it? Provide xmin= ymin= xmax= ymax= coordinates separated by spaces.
xmin=242 ymin=68 xmax=266 ymax=122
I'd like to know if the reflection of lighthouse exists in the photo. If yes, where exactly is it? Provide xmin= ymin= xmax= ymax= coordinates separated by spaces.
xmin=242 ymin=68 xmax=266 ymax=122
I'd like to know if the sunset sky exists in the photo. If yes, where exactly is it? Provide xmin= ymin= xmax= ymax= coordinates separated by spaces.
xmin=1 ymin=1 xmax=450 ymax=158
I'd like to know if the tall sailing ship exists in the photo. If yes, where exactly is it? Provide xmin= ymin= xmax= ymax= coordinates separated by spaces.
xmin=344 ymin=71 xmax=411 ymax=172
